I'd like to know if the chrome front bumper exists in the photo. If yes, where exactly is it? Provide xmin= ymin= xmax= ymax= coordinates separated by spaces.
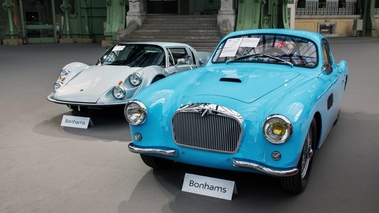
xmin=128 ymin=143 xmax=177 ymax=156
xmin=128 ymin=143 xmax=298 ymax=177
xmin=232 ymin=159 xmax=298 ymax=177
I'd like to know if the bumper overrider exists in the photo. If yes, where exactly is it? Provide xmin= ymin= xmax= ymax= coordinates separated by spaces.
xmin=128 ymin=143 xmax=298 ymax=177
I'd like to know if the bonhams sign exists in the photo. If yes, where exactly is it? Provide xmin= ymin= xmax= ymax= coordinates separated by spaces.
xmin=61 ymin=115 xmax=93 ymax=129
xmin=182 ymin=173 xmax=236 ymax=200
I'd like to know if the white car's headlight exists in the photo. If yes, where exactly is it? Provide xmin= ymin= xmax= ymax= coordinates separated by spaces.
xmin=129 ymin=72 xmax=142 ymax=86
xmin=60 ymin=69 xmax=70 ymax=77
xmin=124 ymin=101 xmax=147 ymax=125
xmin=263 ymin=115 xmax=292 ymax=144
xmin=53 ymin=82 xmax=62 ymax=92
xmin=113 ymin=86 xmax=126 ymax=99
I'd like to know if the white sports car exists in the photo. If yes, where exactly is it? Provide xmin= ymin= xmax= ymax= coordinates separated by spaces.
xmin=47 ymin=42 xmax=211 ymax=112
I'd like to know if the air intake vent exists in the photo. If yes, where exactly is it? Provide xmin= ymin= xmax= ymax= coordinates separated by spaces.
xmin=220 ymin=78 xmax=242 ymax=83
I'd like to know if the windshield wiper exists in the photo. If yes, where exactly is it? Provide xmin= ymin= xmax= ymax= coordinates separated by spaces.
xmin=226 ymin=53 xmax=293 ymax=67
xmin=226 ymin=53 xmax=261 ymax=63
xmin=265 ymin=54 xmax=294 ymax=67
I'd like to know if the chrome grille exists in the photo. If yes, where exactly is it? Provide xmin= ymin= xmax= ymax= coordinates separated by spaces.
xmin=172 ymin=104 xmax=243 ymax=153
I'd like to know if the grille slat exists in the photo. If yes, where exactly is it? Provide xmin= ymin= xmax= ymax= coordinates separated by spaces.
xmin=172 ymin=106 xmax=243 ymax=153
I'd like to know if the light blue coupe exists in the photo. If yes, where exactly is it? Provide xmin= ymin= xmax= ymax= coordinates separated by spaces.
xmin=124 ymin=29 xmax=348 ymax=193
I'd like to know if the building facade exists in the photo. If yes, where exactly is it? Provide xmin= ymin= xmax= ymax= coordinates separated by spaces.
xmin=1 ymin=0 xmax=378 ymax=45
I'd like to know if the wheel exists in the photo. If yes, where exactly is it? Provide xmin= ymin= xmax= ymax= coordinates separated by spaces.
xmin=280 ymin=119 xmax=316 ymax=194
xmin=140 ymin=154 xmax=174 ymax=169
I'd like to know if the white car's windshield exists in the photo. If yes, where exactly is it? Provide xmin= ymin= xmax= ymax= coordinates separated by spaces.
xmin=212 ymin=34 xmax=318 ymax=68
xmin=100 ymin=44 xmax=165 ymax=67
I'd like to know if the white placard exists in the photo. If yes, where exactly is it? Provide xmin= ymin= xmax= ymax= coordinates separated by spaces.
xmin=220 ymin=37 xmax=243 ymax=57
xmin=61 ymin=115 xmax=93 ymax=129
xmin=240 ymin=37 xmax=260 ymax=47
xmin=182 ymin=173 xmax=236 ymax=200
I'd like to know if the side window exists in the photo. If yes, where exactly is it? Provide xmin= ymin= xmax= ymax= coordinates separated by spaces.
xmin=322 ymin=40 xmax=333 ymax=74
xmin=322 ymin=40 xmax=332 ymax=65
xmin=168 ymin=48 xmax=192 ymax=65
xmin=189 ymin=50 xmax=196 ymax=64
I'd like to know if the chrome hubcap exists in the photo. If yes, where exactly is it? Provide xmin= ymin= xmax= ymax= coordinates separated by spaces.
xmin=301 ymin=131 xmax=313 ymax=179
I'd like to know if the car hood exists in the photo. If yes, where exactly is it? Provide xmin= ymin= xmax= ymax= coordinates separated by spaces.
xmin=54 ymin=65 xmax=140 ymax=103
xmin=182 ymin=66 xmax=301 ymax=103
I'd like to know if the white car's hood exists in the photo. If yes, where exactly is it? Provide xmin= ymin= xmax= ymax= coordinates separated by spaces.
xmin=54 ymin=65 xmax=140 ymax=103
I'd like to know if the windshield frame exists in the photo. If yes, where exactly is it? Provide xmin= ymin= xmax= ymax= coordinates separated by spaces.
xmin=99 ymin=44 xmax=166 ymax=68
xmin=211 ymin=33 xmax=319 ymax=68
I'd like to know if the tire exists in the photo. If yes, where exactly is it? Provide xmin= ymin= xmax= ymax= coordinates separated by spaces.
xmin=333 ymin=109 xmax=341 ymax=126
xmin=280 ymin=118 xmax=316 ymax=194
xmin=151 ymin=75 xmax=164 ymax=84
xmin=140 ymin=154 xmax=174 ymax=169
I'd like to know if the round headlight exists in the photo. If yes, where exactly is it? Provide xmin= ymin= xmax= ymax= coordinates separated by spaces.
xmin=124 ymin=101 xmax=147 ymax=125
xmin=60 ymin=69 xmax=70 ymax=77
xmin=129 ymin=72 xmax=142 ymax=86
xmin=263 ymin=115 xmax=292 ymax=144
xmin=53 ymin=82 xmax=62 ymax=92
xmin=113 ymin=86 xmax=126 ymax=99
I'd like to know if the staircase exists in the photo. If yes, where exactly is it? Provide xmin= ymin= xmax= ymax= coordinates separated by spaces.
xmin=120 ymin=15 xmax=221 ymax=52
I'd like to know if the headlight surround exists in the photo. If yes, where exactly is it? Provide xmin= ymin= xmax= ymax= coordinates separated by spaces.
xmin=60 ymin=69 xmax=70 ymax=77
xmin=128 ymin=72 xmax=142 ymax=86
xmin=112 ymin=85 xmax=126 ymax=99
xmin=53 ymin=82 xmax=62 ymax=92
xmin=124 ymin=101 xmax=147 ymax=125
xmin=263 ymin=115 xmax=292 ymax=144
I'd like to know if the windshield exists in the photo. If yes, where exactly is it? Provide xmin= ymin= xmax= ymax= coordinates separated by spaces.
xmin=212 ymin=34 xmax=318 ymax=68
xmin=100 ymin=44 xmax=165 ymax=67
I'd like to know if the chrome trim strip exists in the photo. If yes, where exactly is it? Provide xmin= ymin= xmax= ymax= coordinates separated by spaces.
xmin=128 ymin=143 xmax=177 ymax=156
xmin=233 ymin=159 xmax=298 ymax=177
xmin=176 ymin=103 xmax=244 ymax=124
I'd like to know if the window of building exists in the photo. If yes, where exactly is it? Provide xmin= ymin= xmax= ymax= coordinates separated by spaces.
xmin=319 ymin=0 xmax=326 ymax=8
xmin=297 ymin=0 xmax=306 ymax=8
xmin=339 ymin=0 xmax=346 ymax=8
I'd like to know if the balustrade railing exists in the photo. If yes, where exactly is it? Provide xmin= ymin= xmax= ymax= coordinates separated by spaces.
xmin=296 ymin=2 xmax=358 ymax=15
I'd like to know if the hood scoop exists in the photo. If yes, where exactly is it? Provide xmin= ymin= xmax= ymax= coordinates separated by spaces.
xmin=220 ymin=77 xmax=242 ymax=83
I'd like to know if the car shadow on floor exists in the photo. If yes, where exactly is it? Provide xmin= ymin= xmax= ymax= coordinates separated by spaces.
xmin=120 ymin=162 xmax=294 ymax=213
xmin=33 ymin=107 xmax=131 ymax=142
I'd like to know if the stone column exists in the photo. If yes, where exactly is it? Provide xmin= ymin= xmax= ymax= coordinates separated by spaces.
xmin=217 ymin=0 xmax=236 ymax=36
xmin=126 ymin=0 xmax=146 ymax=26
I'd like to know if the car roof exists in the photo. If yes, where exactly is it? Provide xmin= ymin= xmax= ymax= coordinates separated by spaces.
xmin=116 ymin=41 xmax=192 ymax=48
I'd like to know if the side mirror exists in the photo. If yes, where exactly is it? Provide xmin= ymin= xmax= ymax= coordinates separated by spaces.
xmin=198 ymin=58 xmax=204 ymax=65
xmin=323 ymin=64 xmax=333 ymax=74
xmin=96 ymin=58 xmax=102 ymax=66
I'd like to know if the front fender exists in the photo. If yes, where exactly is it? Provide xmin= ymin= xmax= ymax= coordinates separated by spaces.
xmin=60 ymin=62 xmax=90 ymax=84
xmin=138 ymin=65 xmax=167 ymax=88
